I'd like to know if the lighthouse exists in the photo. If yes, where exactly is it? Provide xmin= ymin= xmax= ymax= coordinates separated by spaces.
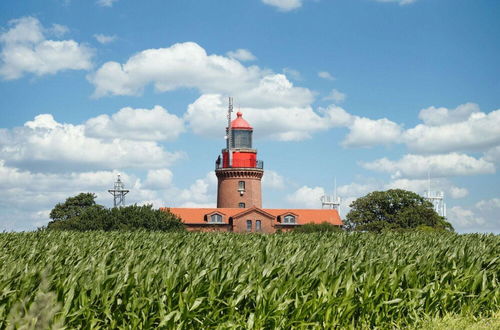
xmin=215 ymin=100 xmax=264 ymax=208
xmin=165 ymin=98 xmax=342 ymax=233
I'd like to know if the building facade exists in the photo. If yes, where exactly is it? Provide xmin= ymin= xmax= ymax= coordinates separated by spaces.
xmin=163 ymin=109 xmax=342 ymax=233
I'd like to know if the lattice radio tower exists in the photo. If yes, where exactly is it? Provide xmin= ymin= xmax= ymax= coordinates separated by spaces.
xmin=108 ymin=174 xmax=129 ymax=207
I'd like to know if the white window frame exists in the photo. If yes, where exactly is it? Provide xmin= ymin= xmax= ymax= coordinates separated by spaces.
xmin=238 ymin=181 xmax=245 ymax=191
xmin=209 ymin=214 xmax=223 ymax=223
xmin=283 ymin=215 xmax=296 ymax=224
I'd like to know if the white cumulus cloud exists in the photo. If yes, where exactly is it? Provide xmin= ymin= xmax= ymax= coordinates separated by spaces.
xmin=282 ymin=68 xmax=302 ymax=81
xmin=342 ymin=117 xmax=402 ymax=148
xmin=418 ymin=103 xmax=480 ymax=126
xmin=0 ymin=16 xmax=93 ymax=80
xmin=179 ymin=172 xmax=217 ymax=204
xmin=447 ymin=203 xmax=500 ymax=234
xmin=484 ymin=146 xmax=500 ymax=164
xmin=94 ymin=34 xmax=117 ymax=44
xmin=226 ymin=48 xmax=256 ymax=61
xmin=448 ymin=206 xmax=486 ymax=230
xmin=286 ymin=186 xmax=325 ymax=208
xmin=476 ymin=198 xmax=500 ymax=211
xmin=404 ymin=106 xmax=500 ymax=154
xmin=85 ymin=105 xmax=185 ymax=141
xmin=362 ymin=153 xmax=495 ymax=179
xmin=262 ymin=170 xmax=285 ymax=189
xmin=372 ymin=0 xmax=417 ymax=5
xmin=323 ymin=89 xmax=346 ymax=103
xmin=96 ymin=0 xmax=119 ymax=7
xmin=184 ymin=94 xmax=333 ymax=141
xmin=384 ymin=178 xmax=468 ymax=199
xmin=318 ymin=71 xmax=335 ymax=80
xmin=88 ymin=42 xmax=314 ymax=108
xmin=0 ymin=113 xmax=183 ymax=172
xmin=143 ymin=169 xmax=174 ymax=190
xmin=262 ymin=0 xmax=303 ymax=11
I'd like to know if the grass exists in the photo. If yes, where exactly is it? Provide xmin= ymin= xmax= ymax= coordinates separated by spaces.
xmin=415 ymin=311 xmax=500 ymax=329
xmin=0 ymin=231 xmax=498 ymax=328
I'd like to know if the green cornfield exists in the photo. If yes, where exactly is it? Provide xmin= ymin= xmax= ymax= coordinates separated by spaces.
xmin=0 ymin=231 xmax=498 ymax=329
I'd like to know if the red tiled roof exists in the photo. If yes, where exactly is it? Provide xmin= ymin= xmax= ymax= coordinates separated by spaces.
xmin=163 ymin=207 xmax=342 ymax=226
xmin=163 ymin=208 xmax=237 ymax=224
xmin=266 ymin=209 xmax=343 ymax=225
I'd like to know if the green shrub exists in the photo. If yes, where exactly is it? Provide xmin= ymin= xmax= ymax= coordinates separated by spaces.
xmin=294 ymin=222 xmax=343 ymax=233
xmin=47 ymin=204 xmax=184 ymax=232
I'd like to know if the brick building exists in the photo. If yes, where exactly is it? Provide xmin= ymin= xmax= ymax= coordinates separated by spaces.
xmin=164 ymin=108 xmax=342 ymax=233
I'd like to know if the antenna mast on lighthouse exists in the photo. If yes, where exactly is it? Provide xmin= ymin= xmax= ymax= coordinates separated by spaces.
xmin=227 ymin=97 xmax=234 ymax=167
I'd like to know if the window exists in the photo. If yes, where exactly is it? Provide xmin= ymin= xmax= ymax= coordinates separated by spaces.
xmin=246 ymin=220 xmax=252 ymax=232
xmin=238 ymin=202 xmax=246 ymax=208
xmin=283 ymin=215 xmax=296 ymax=224
xmin=210 ymin=214 xmax=222 ymax=223
xmin=238 ymin=181 xmax=245 ymax=191
xmin=232 ymin=130 xmax=252 ymax=149
xmin=256 ymin=220 xmax=261 ymax=231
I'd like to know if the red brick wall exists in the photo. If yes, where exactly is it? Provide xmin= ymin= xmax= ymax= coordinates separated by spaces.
xmin=185 ymin=225 xmax=231 ymax=232
xmin=216 ymin=169 xmax=263 ymax=208
xmin=232 ymin=211 xmax=275 ymax=233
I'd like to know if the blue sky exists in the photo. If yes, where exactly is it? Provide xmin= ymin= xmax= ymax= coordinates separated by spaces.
xmin=0 ymin=0 xmax=499 ymax=233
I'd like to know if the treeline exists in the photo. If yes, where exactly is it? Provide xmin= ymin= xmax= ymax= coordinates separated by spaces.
xmin=46 ymin=189 xmax=454 ymax=233
xmin=46 ymin=193 xmax=184 ymax=232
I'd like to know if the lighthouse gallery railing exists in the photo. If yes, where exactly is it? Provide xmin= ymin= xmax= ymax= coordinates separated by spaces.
xmin=215 ymin=159 xmax=264 ymax=170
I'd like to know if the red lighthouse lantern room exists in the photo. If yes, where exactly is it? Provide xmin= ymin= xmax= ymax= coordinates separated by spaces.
xmin=219 ymin=112 xmax=261 ymax=168
xmin=215 ymin=108 xmax=264 ymax=209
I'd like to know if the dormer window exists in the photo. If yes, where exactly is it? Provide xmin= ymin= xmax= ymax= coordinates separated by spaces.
xmin=209 ymin=214 xmax=223 ymax=223
xmin=283 ymin=215 xmax=296 ymax=224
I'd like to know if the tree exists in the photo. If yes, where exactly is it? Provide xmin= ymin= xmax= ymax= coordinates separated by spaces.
xmin=47 ymin=193 xmax=184 ymax=231
xmin=344 ymin=189 xmax=453 ymax=232
xmin=294 ymin=222 xmax=343 ymax=233
xmin=49 ymin=193 xmax=103 ymax=223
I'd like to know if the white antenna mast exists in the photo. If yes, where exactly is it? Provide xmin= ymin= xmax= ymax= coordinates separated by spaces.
xmin=227 ymin=97 xmax=234 ymax=167
xmin=423 ymin=169 xmax=446 ymax=218
xmin=334 ymin=177 xmax=337 ymax=200
xmin=321 ymin=177 xmax=341 ymax=211
xmin=427 ymin=169 xmax=431 ymax=197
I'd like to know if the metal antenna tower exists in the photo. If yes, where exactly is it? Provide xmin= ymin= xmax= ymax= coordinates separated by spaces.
xmin=423 ymin=171 xmax=446 ymax=218
xmin=226 ymin=97 xmax=234 ymax=167
xmin=321 ymin=177 xmax=341 ymax=211
xmin=108 ymin=174 xmax=129 ymax=207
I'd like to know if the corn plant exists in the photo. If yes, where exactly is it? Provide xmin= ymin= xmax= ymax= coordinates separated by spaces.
xmin=0 ymin=231 xmax=498 ymax=328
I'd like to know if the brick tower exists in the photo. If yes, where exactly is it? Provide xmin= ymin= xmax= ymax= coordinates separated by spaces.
xmin=215 ymin=101 xmax=263 ymax=208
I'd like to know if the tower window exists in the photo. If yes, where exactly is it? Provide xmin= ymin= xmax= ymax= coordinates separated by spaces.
xmin=256 ymin=220 xmax=262 ymax=231
xmin=246 ymin=220 xmax=252 ymax=232
xmin=238 ymin=181 xmax=245 ymax=191
xmin=238 ymin=202 xmax=245 ymax=208
xmin=232 ymin=130 xmax=252 ymax=149
xmin=210 ymin=214 xmax=222 ymax=223
xmin=283 ymin=215 xmax=296 ymax=224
